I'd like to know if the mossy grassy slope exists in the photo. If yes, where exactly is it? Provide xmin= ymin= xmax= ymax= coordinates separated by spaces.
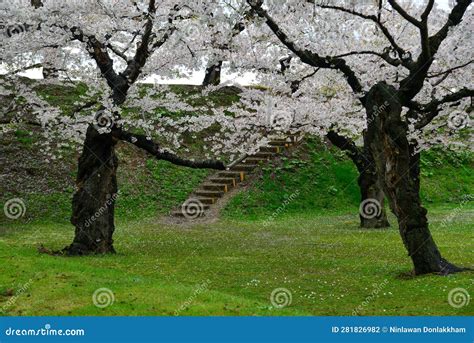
xmin=223 ymin=137 xmax=474 ymax=220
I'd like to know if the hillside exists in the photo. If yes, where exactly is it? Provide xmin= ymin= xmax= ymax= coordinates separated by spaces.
xmin=1 ymin=128 xmax=472 ymax=225
xmin=1 ymin=81 xmax=473 ymax=225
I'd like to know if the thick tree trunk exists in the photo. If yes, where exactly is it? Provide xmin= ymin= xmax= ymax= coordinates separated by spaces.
xmin=62 ymin=89 xmax=125 ymax=255
xmin=365 ymin=81 xmax=463 ymax=275
xmin=326 ymin=131 xmax=389 ymax=228
xmin=358 ymin=165 xmax=390 ymax=229
xmin=63 ymin=125 xmax=118 ymax=255
xmin=202 ymin=61 xmax=222 ymax=87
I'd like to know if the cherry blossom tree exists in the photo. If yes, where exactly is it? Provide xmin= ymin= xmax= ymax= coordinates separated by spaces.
xmin=201 ymin=3 xmax=257 ymax=86
xmin=208 ymin=3 xmax=391 ymax=228
xmin=243 ymin=0 xmax=473 ymax=274
xmin=1 ymin=0 xmax=226 ymax=255
xmin=1 ymin=0 xmax=472 ymax=277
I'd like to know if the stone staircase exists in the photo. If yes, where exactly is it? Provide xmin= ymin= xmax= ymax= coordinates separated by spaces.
xmin=172 ymin=133 xmax=303 ymax=219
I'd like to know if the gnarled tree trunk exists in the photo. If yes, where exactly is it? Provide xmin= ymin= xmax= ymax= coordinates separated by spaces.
xmin=365 ymin=81 xmax=463 ymax=275
xmin=358 ymin=164 xmax=390 ymax=229
xmin=63 ymin=126 xmax=118 ymax=255
xmin=326 ymin=131 xmax=389 ymax=228
xmin=62 ymin=88 xmax=126 ymax=255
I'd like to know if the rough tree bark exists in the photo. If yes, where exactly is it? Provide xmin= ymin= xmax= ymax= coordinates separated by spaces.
xmin=327 ymin=131 xmax=390 ymax=228
xmin=62 ymin=89 xmax=126 ymax=255
xmin=202 ymin=61 xmax=223 ymax=87
xmin=61 ymin=1 xmax=189 ymax=255
xmin=65 ymin=126 xmax=119 ymax=255
xmin=365 ymin=81 xmax=464 ymax=275
xmin=279 ymin=53 xmax=389 ymax=228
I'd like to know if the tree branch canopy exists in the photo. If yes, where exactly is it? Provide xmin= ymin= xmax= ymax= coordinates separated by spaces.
xmin=387 ymin=0 xmax=422 ymax=28
xmin=310 ymin=1 xmax=414 ymax=69
xmin=326 ymin=130 xmax=367 ymax=172
xmin=69 ymin=27 xmax=132 ymax=106
xmin=411 ymin=88 xmax=474 ymax=129
xmin=117 ymin=130 xmax=225 ymax=170
xmin=399 ymin=0 xmax=472 ymax=102
xmin=247 ymin=0 xmax=365 ymax=101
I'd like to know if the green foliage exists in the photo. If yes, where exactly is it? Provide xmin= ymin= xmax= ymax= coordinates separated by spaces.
xmin=14 ymin=130 xmax=34 ymax=146
xmin=420 ymin=148 xmax=474 ymax=203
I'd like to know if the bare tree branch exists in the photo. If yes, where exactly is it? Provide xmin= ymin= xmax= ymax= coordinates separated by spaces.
xmin=410 ymin=88 xmax=474 ymax=129
xmin=387 ymin=0 xmax=422 ymax=28
xmin=247 ymin=0 xmax=365 ymax=101
xmin=310 ymin=1 xmax=414 ymax=69
xmin=117 ymin=130 xmax=225 ymax=170
xmin=399 ymin=0 xmax=472 ymax=102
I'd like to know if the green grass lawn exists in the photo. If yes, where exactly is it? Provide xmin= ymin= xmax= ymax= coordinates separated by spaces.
xmin=1 ymin=206 xmax=472 ymax=316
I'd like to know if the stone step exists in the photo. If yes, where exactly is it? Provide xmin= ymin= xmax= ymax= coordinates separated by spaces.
xmin=269 ymin=140 xmax=292 ymax=147
xmin=172 ymin=202 xmax=211 ymax=217
xmin=202 ymin=183 xmax=230 ymax=192
xmin=209 ymin=177 xmax=237 ymax=186
xmin=260 ymin=146 xmax=282 ymax=153
xmin=195 ymin=197 xmax=217 ymax=205
xmin=173 ymin=133 xmax=303 ymax=218
xmin=218 ymin=170 xmax=246 ymax=181
xmin=195 ymin=190 xmax=224 ymax=198
xmin=231 ymin=164 xmax=257 ymax=172
xmin=285 ymin=134 xmax=300 ymax=141
xmin=171 ymin=209 xmax=207 ymax=218
xmin=242 ymin=157 xmax=267 ymax=164
xmin=251 ymin=151 xmax=275 ymax=158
